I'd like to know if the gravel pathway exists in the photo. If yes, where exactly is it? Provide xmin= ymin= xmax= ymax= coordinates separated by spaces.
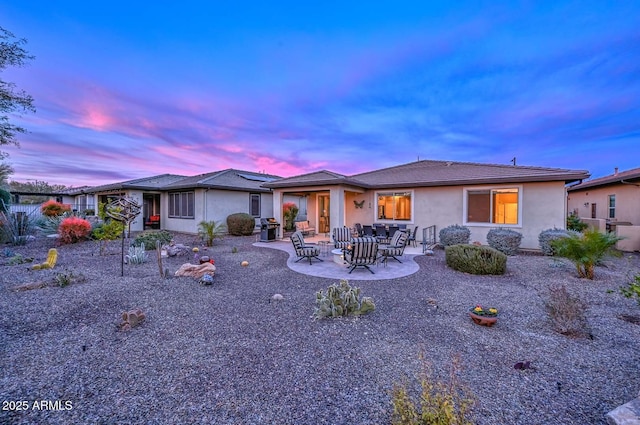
xmin=1 ymin=233 xmax=639 ymax=424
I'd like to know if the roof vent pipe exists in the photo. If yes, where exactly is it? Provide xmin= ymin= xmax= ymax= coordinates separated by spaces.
xmin=614 ymin=167 xmax=619 ymax=175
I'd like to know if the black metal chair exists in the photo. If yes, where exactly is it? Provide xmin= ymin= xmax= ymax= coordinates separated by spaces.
xmin=374 ymin=224 xmax=388 ymax=243
xmin=343 ymin=237 xmax=379 ymax=274
xmin=362 ymin=225 xmax=374 ymax=237
xmin=290 ymin=232 xmax=323 ymax=265
xmin=407 ymin=225 xmax=418 ymax=247
xmin=388 ymin=225 xmax=400 ymax=239
xmin=379 ymin=231 xmax=408 ymax=265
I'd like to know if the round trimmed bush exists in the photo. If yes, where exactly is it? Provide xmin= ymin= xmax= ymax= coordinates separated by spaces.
xmin=226 ymin=213 xmax=256 ymax=236
xmin=538 ymin=228 xmax=574 ymax=256
xmin=439 ymin=224 xmax=471 ymax=247
xmin=487 ymin=228 xmax=523 ymax=255
xmin=445 ymin=244 xmax=507 ymax=275
xmin=41 ymin=200 xmax=71 ymax=217
xmin=58 ymin=216 xmax=92 ymax=244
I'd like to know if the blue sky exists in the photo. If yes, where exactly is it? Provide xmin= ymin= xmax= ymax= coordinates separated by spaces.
xmin=2 ymin=1 xmax=639 ymax=186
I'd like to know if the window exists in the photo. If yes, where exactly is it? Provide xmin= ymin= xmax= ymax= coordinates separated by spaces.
xmin=250 ymin=194 xmax=261 ymax=217
xmin=465 ymin=187 xmax=519 ymax=225
xmin=376 ymin=192 xmax=412 ymax=221
xmin=608 ymin=195 xmax=615 ymax=219
xmin=168 ymin=191 xmax=194 ymax=218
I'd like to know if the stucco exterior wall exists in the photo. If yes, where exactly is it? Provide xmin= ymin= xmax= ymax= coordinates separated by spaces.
xmin=616 ymin=225 xmax=640 ymax=252
xmin=568 ymin=184 xmax=640 ymax=225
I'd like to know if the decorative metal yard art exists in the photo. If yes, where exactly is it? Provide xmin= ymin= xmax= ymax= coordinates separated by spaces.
xmin=106 ymin=197 xmax=141 ymax=276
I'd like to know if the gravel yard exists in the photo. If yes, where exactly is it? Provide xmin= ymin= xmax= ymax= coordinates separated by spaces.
xmin=1 ymin=233 xmax=639 ymax=425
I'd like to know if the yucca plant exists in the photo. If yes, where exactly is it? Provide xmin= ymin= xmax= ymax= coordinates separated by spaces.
xmin=198 ymin=220 xmax=226 ymax=246
xmin=551 ymin=228 xmax=622 ymax=279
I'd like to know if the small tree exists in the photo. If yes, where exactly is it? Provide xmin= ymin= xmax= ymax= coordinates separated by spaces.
xmin=552 ymin=228 xmax=622 ymax=279
xmin=198 ymin=220 xmax=226 ymax=246
xmin=566 ymin=212 xmax=588 ymax=232
xmin=282 ymin=202 xmax=299 ymax=231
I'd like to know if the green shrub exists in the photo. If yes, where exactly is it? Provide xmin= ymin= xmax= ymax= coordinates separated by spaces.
xmin=283 ymin=202 xmax=299 ymax=231
xmin=58 ymin=216 xmax=92 ymax=244
xmin=439 ymin=224 xmax=470 ymax=247
xmin=487 ymin=228 xmax=522 ymax=255
xmin=391 ymin=354 xmax=474 ymax=425
xmin=313 ymin=279 xmax=375 ymax=319
xmin=133 ymin=230 xmax=173 ymax=250
xmin=620 ymin=273 xmax=640 ymax=306
xmin=538 ymin=228 xmax=573 ymax=256
xmin=445 ymin=244 xmax=507 ymax=275
xmin=0 ymin=210 xmax=35 ymax=245
xmin=226 ymin=212 xmax=256 ymax=236
xmin=0 ymin=189 xmax=10 ymax=214
xmin=567 ymin=212 xmax=588 ymax=232
xmin=551 ymin=228 xmax=622 ymax=279
xmin=545 ymin=285 xmax=589 ymax=337
xmin=91 ymin=220 xmax=124 ymax=241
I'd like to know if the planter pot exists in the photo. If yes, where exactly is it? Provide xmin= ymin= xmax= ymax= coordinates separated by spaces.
xmin=469 ymin=311 xmax=498 ymax=327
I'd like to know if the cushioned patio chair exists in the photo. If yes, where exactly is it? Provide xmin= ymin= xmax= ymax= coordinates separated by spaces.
xmin=343 ymin=236 xmax=379 ymax=274
xmin=379 ymin=230 xmax=409 ymax=265
xmin=290 ymin=231 xmax=323 ymax=265
xmin=332 ymin=226 xmax=351 ymax=249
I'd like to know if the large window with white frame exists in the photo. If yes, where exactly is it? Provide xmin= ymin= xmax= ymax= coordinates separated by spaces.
xmin=376 ymin=191 xmax=412 ymax=221
xmin=168 ymin=191 xmax=194 ymax=219
xmin=465 ymin=187 xmax=520 ymax=225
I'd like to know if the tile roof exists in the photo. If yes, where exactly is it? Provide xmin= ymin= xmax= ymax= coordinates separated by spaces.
xmin=568 ymin=167 xmax=640 ymax=191
xmin=264 ymin=160 xmax=590 ymax=189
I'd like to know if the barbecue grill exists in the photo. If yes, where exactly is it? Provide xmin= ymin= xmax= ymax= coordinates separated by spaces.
xmin=260 ymin=218 xmax=280 ymax=242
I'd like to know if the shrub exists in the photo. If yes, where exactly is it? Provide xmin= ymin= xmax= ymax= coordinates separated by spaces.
xmin=567 ymin=212 xmax=588 ymax=232
xmin=58 ymin=217 xmax=92 ymax=244
xmin=125 ymin=244 xmax=148 ymax=265
xmin=40 ymin=200 xmax=71 ymax=217
xmin=227 ymin=212 xmax=256 ymax=236
xmin=551 ymin=228 xmax=622 ymax=279
xmin=0 ymin=210 xmax=35 ymax=245
xmin=391 ymin=354 xmax=474 ymax=425
xmin=91 ymin=220 xmax=124 ymax=241
xmin=445 ymin=244 xmax=507 ymax=275
xmin=439 ymin=224 xmax=470 ymax=247
xmin=538 ymin=228 xmax=573 ymax=256
xmin=198 ymin=220 xmax=226 ymax=246
xmin=486 ymin=228 xmax=522 ymax=255
xmin=545 ymin=285 xmax=590 ymax=337
xmin=36 ymin=214 xmax=66 ymax=235
xmin=133 ymin=230 xmax=173 ymax=250
xmin=0 ymin=189 xmax=10 ymax=213
xmin=313 ymin=279 xmax=375 ymax=319
xmin=620 ymin=273 xmax=640 ymax=307
xmin=283 ymin=202 xmax=299 ymax=231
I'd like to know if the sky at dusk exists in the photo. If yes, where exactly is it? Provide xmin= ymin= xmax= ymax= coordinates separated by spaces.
xmin=2 ymin=1 xmax=639 ymax=187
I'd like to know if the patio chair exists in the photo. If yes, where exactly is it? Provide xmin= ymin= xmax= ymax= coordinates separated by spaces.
xmin=332 ymin=226 xmax=351 ymax=249
xmin=407 ymin=225 xmax=418 ymax=247
xmin=290 ymin=231 xmax=323 ymax=265
xmin=362 ymin=225 xmax=374 ymax=237
xmin=343 ymin=236 xmax=379 ymax=274
xmin=354 ymin=223 xmax=363 ymax=237
xmin=374 ymin=224 xmax=389 ymax=243
xmin=388 ymin=225 xmax=400 ymax=238
xmin=379 ymin=230 xmax=409 ymax=265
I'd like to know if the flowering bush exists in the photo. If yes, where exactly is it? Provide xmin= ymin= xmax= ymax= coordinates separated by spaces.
xmin=282 ymin=202 xmax=299 ymax=231
xmin=41 ymin=200 xmax=72 ymax=217
xmin=470 ymin=305 xmax=498 ymax=317
xmin=58 ymin=217 xmax=92 ymax=244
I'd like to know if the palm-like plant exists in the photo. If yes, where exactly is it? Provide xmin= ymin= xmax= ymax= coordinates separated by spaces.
xmin=552 ymin=228 xmax=622 ymax=279
xmin=198 ymin=220 xmax=226 ymax=246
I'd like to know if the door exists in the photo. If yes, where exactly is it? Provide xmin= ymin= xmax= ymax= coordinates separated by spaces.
xmin=318 ymin=194 xmax=330 ymax=234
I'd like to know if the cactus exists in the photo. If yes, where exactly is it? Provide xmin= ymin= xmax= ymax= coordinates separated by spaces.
xmin=313 ymin=279 xmax=375 ymax=320
xmin=120 ymin=308 xmax=146 ymax=330
xmin=32 ymin=248 xmax=58 ymax=270
xmin=125 ymin=244 xmax=148 ymax=264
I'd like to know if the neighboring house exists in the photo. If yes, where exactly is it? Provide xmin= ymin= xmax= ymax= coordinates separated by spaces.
xmin=263 ymin=160 xmax=590 ymax=250
xmin=74 ymin=169 xmax=287 ymax=233
xmin=567 ymin=167 xmax=640 ymax=251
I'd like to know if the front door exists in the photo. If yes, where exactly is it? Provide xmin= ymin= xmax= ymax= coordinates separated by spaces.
xmin=318 ymin=194 xmax=330 ymax=234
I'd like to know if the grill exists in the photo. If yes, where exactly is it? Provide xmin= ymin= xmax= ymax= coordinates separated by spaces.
xmin=260 ymin=218 xmax=280 ymax=242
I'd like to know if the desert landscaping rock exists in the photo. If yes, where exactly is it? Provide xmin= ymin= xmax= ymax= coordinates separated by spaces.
xmin=1 ymin=233 xmax=639 ymax=424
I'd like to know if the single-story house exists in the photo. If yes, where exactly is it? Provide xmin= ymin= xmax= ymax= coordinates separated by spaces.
xmin=69 ymin=169 xmax=294 ymax=233
xmin=567 ymin=167 xmax=640 ymax=251
xmin=263 ymin=160 xmax=590 ymax=251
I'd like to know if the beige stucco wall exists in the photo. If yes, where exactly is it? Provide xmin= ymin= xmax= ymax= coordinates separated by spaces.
xmin=346 ymin=181 xmax=568 ymax=250
xmin=580 ymin=218 xmax=607 ymax=232
xmin=568 ymin=184 xmax=640 ymax=224
xmin=616 ymin=225 xmax=640 ymax=252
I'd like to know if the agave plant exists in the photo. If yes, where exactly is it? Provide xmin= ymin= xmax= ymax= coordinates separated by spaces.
xmin=198 ymin=220 xmax=226 ymax=247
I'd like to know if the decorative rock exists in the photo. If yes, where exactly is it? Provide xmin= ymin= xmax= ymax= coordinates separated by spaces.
xmin=165 ymin=244 xmax=191 ymax=257
xmin=241 ymin=261 xmax=249 ymax=267
xmin=199 ymin=273 xmax=214 ymax=286
xmin=120 ymin=308 xmax=146 ymax=331
xmin=606 ymin=396 xmax=640 ymax=425
xmin=272 ymin=293 xmax=284 ymax=301
xmin=174 ymin=262 xmax=216 ymax=279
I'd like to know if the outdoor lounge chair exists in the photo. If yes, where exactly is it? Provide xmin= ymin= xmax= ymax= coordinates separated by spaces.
xmin=290 ymin=231 xmax=323 ymax=265
xmin=343 ymin=236 xmax=379 ymax=274
xmin=332 ymin=226 xmax=351 ymax=249
xmin=379 ymin=230 xmax=408 ymax=265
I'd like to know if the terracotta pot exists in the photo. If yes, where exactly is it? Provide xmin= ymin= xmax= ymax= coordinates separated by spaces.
xmin=469 ymin=311 xmax=498 ymax=327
